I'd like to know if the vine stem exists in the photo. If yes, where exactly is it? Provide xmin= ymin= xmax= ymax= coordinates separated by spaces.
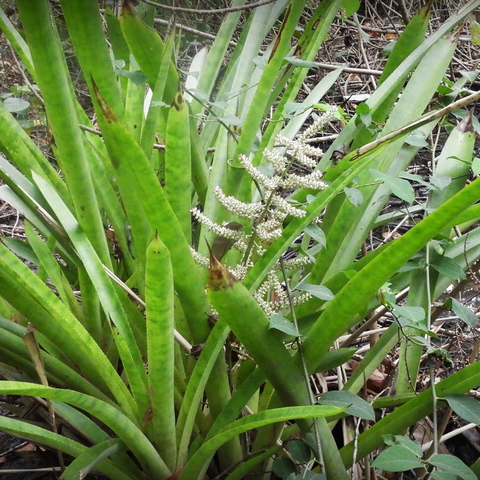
xmin=279 ymin=257 xmax=325 ymax=471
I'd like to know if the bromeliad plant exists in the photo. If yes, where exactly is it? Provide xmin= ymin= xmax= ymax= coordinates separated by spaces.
xmin=1 ymin=0 xmax=480 ymax=479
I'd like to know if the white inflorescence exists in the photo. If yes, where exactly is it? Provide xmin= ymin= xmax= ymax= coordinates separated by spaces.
xmin=270 ymin=194 xmax=306 ymax=218
xmin=297 ymin=105 xmax=338 ymax=141
xmin=190 ymin=247 xmax=210 ymax=268
xmin=273 ymin=255 xmax=312 ymax=271
xmin=213 ymin=186 xmax=264 ymax=219
xmin=238 ymin=154 xmax=280 ymax=191
xmin=191 ymin=208 xmax=244 ymax=240
xmin=278 ymin=170 xmax=327 ymax=190
xmin=256 ymin=218 xmax=283 ymax=243
xmin=191 ymin=105 xmax=336 ymax=316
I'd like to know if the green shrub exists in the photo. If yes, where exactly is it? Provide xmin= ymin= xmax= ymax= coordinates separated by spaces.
xmin=0 ymin=1 xmax=480 ymax=478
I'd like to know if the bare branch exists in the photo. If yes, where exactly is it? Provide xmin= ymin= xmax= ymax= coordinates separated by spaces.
xmin=138 ymin=0 xmax=278 ymax=15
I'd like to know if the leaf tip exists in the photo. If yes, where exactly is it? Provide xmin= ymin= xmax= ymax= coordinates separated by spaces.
xmin=457 ymin=108 xmax=475 ymax=134
xmin=206 ymin=240 xmax=236 ymax=291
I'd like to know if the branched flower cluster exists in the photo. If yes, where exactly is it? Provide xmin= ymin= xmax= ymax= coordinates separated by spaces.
xmin=192 ymin=107 xmax=336 ymax=316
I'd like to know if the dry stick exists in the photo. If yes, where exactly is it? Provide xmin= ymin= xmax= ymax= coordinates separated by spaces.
xmin=0 ymin=468 xmax=62 ymax=473
xmin=342 ymin=19 xmax=401 ymax=34
xmin=350 ymin=89 xmax=480 ymax=162
xmin=421 ymin=419 xmax=477 ymax=452
xmin=7 ymin=42 xmax=44 ymax=105
xmin=339 ymin=287 xmax=409 ymax=348
xmin=154 ymin=17 xmax=237 ymax=46
xmin=313 ymin=63 xmax=383 ymax=76
xmin=102 ymin=265 xmax=193 ymax=353
xmin=139 ymin=0 xmax=278 ymax=14
xmin=365 ymin=0 xmax=402 ymax=36
xmin=352 ymin=13 xmax=377 ymax=90
xmin=78 ymin=124 xmax=216 ymax=152
xmin=396 ymin=0 xmax=411 ymax=25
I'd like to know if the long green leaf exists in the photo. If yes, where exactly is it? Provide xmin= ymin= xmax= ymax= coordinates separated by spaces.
xmin=179 ymin=405 xmax=346 ymax=479
xmin=302 ymin=173 xmax=480 ymax=372
xmin=0 ymin=382 xmax=171 ymax=479
xmin=119 ymin=1 xmax=178 ymax=103
xmin=52 ymin=401 xmax=143 ymax=479
xmin=0 ymin=241 xmax=136 ymax=419
xmin=0 ymin=101 xmax=69 ymax=201
xmin=15 ymin=0 xmax=110 ymax=264
xmin=176 ymin=319 xmax=230 ymax=468
xmin=0 ymin=6 xmax=35 ymax=77
xmin=32 ymin=172 xmax=149 ymax=421
xmin=165 ymin=90 xmax=192 ymax=241
xmin=93 ymin=89 xmax=211 ymax=344
xmin=340 ymin=358 xmax=480 ymax=466
xmin=145 ymin=235 xmax=176 ymax=469
xmin=0 ymin=415 xmax=132 ymax=480
xmin=61 ymin=439 xmax=125 ymax=480
xmin=59 ymin=0 xmax=124 ymax=119
xmin=208 ymin=254 xmax=310 ymax=408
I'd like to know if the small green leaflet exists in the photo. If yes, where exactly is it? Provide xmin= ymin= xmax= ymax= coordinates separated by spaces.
xmin=273 ymin=457 xmax=296 ymax=479
xmin=286 ymin=440 xmax=311 ymax=463
xmin=295 ymin=283 xmax=334 ymax=301
xmin=430 ymin=256 xmax=467 ymax=280
xmin=427 ymin=347 xmax=453 ymax=367
xmin=391 ymin=305 xmax=425 ymax=323
xmin=284 ymin=102 xmax=309 ymax=115
xmin=430 ymin=175 xmax=452 ymax=191
xmin=344 ymin=187 xmax=363 ymax=206
xmin=304 ymin=224 xmax=326 ymax=248
xmin=217 ymin=115 xmax=242 ymax=126
xmin=186 ymin=88 xmax=209 ymax=101
xmin=318 ymin=390 xmax=374 ymax=420
xmin=444 ymin=394 xmax=480 ymax=424
xmin=381 ymin=40 xmax=396 ymax=57
xmin=370 ymin=169 xmax=414 ymax=204
xmin=115 ymin=70 xmax=147 ymax=86
xmin=460 ymin=70 xmax=479 ymax=82
xmin=252 ymin=55 xmax=268 ymax=70
xmin=269 ymin=314 xmax=300 ymax=337
xmin=428 ymin=454 xmax=476 ymax=480
xmin=150 ymin=100 xmax=169 ymax=108
xmin=288 ymin=470 xmax=325 ymax=480
xmin=284 ymin=56 xmax=318 ymax=69
xmin=113 ymin=59 xmax=125 ymax=69
xmin=444 ymin=298 xmax=478 ymax=327
xmin=342 ymin=0 xmax=360 ymax=17
xmin=371 ymin=445 xmax=423 ymax=472
xmin=383 ymin=435 xmax=423 ymax=457
xmin=430 ymin=472 xmax=459 ymax=480
xmin=3 ymin=97 xmax=30 ymax=113
xmin=355 ymin=102 xmax=371 ymax=128
xmin=472 ymin=157 xmax=480 ymax=177
xmin=400 ymin=172 xmax=434 ymax=190
xmin=405 ymin=131 xmax=428 ymax=148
